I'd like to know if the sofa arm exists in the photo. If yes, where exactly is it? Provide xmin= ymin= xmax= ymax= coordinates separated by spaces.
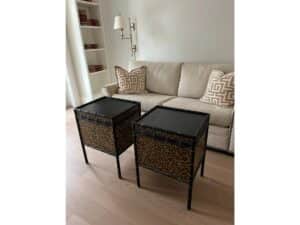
xmin=102 ymin=83 xmax=118 ymax=97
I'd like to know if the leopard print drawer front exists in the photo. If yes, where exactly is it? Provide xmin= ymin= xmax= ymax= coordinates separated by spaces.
xmin=79 ymin=120 xmax=116 ymax=155
xmin=77 ymin=106 xmax=140 ymax=156
xmin=136 ymin=135 xmax=193 ymax=183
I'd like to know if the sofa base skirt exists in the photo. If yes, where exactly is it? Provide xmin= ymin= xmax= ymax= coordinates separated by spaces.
xmin=207 ymin=146 xmax=234 ymax=156
xmin=207 ymin=125 xmax=233 ymax=153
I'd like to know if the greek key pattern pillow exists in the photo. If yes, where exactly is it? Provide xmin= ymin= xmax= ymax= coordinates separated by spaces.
xmin=200 ymin=70 xmax=234 ymax=107
xmin=115 ymin=66 xmax=147 ymax=94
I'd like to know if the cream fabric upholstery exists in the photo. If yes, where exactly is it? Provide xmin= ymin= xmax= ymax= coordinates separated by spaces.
xmin=178 ymin=63 xmax=234 ymax=98
xmin=178 ymin=63 xmax=211 ymax=98
xmin=210 ymin=64 xmax=234 ymax=73
xmin=207 ymin=125 xmax=231 ymax=150
xmin=112 ymin=93 xmax=175 ymax=112
xmin=129 ymin=61 xmax=182 ymax=96
xmin=162 ymin=97 xmax=234 ymax=128
xmin=102 ymin=83 xmax=118 ymax=97
xmin=229 ymin=120 xmax=234 ymax=152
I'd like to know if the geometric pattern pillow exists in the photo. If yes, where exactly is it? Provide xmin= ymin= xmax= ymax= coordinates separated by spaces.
xmin=200 ymin=70 xmax=234 ymax=107
xmin=115 ymin=66 xmax=147 ymax=94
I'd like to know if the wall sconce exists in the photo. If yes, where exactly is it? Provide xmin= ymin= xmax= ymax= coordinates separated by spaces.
xmin=114 ymin=15 xmax=137 ymax=56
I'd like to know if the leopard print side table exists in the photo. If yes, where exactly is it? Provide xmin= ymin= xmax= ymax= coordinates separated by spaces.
xmin=74 ymin=97 xmax=141 ymax=179
xmin=133 ymin=106 xmax=209 ymax=210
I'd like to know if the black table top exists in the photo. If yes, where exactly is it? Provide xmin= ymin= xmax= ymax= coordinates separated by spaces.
xmin=76 ymin=97 xmax=138 ymax=118
xmin=136 ymin=106 xmax=209 ymax=137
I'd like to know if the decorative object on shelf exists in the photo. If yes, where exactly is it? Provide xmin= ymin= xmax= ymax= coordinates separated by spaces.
xmin=88 ymin=64 xmax=104 ymax=73
xmin=87 ymin=19 xmax=99 ymax=26
xmin=114 ymin=15 xmax=137 ymax=56
xmin=84 ymin=43 xmax=98 ymax=49
xmin=78 ymin=9 xmax=88 ymax=22
xmin=80 ymin=21 xmax=89 ymax=25
xmin=80 ymin=18 xmax=100 ymax=26
xmin=78 ymin=9 xmax=100 ymax=26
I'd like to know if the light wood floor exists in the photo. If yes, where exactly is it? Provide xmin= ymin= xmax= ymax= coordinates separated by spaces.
xmin=66 ymin=109 xmax=234 ymax=225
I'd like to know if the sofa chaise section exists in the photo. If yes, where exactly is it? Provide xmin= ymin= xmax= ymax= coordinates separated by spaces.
xmin=162 ymin=97 xmax=234 ymax=128
xmin=162 ymin=97 xmax=234 ymax=151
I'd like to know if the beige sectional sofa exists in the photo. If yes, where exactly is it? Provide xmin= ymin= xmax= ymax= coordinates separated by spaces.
xmin=102 ymin=61 xmax=234 ymax=153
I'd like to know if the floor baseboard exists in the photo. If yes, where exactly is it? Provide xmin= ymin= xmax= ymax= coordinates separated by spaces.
xmin=207 ymin=146 xmax=234 ymax=157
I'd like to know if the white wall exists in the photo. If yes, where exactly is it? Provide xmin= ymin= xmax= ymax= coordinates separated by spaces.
xmin=102 ymin=0 xmax=132 ymax=70
xmin=103 ymin=0 xmax=234 ymax=68
xmin=130 ymin=0 xmax=234 ymax=63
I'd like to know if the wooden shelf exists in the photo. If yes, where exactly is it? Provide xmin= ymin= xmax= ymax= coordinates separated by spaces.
xmin=85 ymin=48 xmax=104 ymax=52
xmin=80 ymin=25 xmax=102 ymax=29
xmin=77 ymin=0 xmax=99 ymax=7
xmin=73 ymin=0 xmax=109 ymax=99
xmin=89 ymin=70 xmax=107 ymax=76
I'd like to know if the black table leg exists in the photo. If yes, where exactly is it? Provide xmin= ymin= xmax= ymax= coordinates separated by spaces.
xmin=133 ymin=136 xmax=140 ymax=187
xmin=74 ymin=111 xmax=89 ymax=164
xmin=201 ymin=126 xmax=209 ymax=177
xmin=81 ymin=143 xmax=89 ymax=164
xmin=116 ymin=155 xmax=122 ymax=179
xmin=187 ymin=179 xmax=194 ymax=210
xmin=134 ymin=151 xmax=140 ymax=187
xmin=135 ymin=164 xmax=140 ymax=188
xmin=200 ymin=152 xmax=206 ymax=177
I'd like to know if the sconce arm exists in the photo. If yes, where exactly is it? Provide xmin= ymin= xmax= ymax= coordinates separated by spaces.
xmin=117 ymin=18 xmax=136 ymax=56
xmin=120 ymin=29 xmax=130 ymax=40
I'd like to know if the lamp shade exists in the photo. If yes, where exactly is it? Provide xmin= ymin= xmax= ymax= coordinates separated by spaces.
xmin=114 ymin=16 xmax=124 ymax=30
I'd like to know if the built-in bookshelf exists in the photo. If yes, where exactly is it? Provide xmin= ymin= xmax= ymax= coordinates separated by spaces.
xmin=77 ymin=0 xmax=99 ymax=6
xmin=68 ymin=0 xmax=110 ymax=102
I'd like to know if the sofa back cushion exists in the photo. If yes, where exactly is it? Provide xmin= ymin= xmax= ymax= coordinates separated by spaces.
xmin=129 ymin=61 xmax=182 ymax=96
xmin=178 ymin=63 xmax=234 ymax=98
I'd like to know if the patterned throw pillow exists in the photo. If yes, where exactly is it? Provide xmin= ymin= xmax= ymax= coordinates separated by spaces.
xmin=200 ymin=70 xmax=234 ymax=107
xmin=115 ymin=66 xmax=147 ymax=94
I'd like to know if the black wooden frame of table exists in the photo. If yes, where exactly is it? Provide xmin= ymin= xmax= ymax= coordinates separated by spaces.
xmin=74 ymin=96 xmax=141 ymax=179
xmin=133 ymin=105 xmax=210 ymax=210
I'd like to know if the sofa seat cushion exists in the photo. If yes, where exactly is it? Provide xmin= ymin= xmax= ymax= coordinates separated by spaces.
xmin=162 ymin=97 xmax=233 ymax=127
xmin=112 ymin=93 xmax=175 ymax=112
